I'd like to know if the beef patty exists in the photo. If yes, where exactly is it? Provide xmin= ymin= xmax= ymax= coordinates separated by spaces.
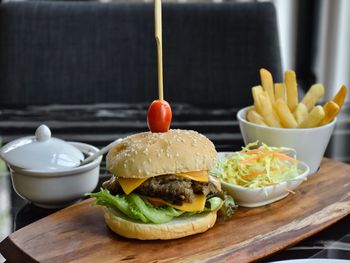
xmin=103 ymin=174 xmax=221 ymax=205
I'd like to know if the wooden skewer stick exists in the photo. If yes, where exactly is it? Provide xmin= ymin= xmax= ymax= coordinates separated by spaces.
xmin=154 ymin=0 xmax=164 ymax=101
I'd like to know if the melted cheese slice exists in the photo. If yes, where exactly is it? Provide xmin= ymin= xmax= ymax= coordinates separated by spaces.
xmin=176 ymin=171 xmax=208 ymax=182
xmin=118 ymin=170 xmax=208 ymax=195
xmin=146 ymin=195 xmax=206 ymax=212
xmin=118 ymin=177 xmax=148 ymax=195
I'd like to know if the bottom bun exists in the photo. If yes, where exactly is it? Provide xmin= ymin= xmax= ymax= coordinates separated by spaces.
xmin=102 ymin=207 xmax=218 ymax=240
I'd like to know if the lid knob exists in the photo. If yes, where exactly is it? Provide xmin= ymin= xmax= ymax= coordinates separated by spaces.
xmin=35 ymin=125 xmax=51 ymax=142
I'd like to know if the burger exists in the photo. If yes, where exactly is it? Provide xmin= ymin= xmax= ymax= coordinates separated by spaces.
xmin=88 ymin=129 xmax=235 ymax=240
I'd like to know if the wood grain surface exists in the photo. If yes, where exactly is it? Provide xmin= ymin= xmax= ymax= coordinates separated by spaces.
xmin=1 ymin=158 xmax=350 ymax=263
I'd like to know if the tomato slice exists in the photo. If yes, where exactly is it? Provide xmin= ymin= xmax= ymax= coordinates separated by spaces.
xmin=146 ymin=196 xmax=167 ymax=207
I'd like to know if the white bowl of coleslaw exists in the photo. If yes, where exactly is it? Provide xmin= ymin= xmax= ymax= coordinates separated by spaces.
xmin=213 ymin=145 xmax=310 ymax=207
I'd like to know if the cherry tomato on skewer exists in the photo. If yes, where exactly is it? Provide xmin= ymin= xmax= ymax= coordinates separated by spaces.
xmin=147 ymin=100 xmax=172 ymax=132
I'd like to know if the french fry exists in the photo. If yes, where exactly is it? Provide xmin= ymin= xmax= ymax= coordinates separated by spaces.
xmin=257 ymin=91 xmax=282 ymax=128
xmin=293 ymin=103 xmax=308 ymax=125
xmin=251 ymin=85 xmax=264 ymax=115
xmin=301 ymin=83 xmax=325 ymax=111
xmin=247 ymin=109 xmax=267 ymax=126
xmin=320 ymin=101 xmax=340 ymax=125
xmin=274 ymin=83 xmax=286 ymax=102
xmin=285 ymin=70 xmax=299 ymax=112
xmin=332 ymin=85 xmax=347 ymax=108
xmin=274 ymin=98 xmax=298 ymax=128
xmin=260 ymin=68 xmax=275 ymax=104
xmin=299 ymin=105 xmax=325 ymax=128
xmin=247 ymin=70 xmax=346 ymax=129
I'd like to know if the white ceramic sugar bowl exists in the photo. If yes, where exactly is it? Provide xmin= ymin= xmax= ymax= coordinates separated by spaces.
xmin=0 ymin=125 xmax=102 ymax=208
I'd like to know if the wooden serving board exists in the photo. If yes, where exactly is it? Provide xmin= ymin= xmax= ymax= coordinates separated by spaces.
xmin=1 ymin=158 xmax=350 ymax=263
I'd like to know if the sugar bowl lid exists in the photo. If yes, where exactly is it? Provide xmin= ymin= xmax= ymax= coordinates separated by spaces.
xmin=0 ymin=125 xmax=84 ymax=171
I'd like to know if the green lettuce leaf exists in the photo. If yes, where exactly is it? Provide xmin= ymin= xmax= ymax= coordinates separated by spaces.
xmin=87 ymin=188 xmax=148 ymax=222
xmin=126 ymin=194 xmax=181 ymax=223
xmin=87 ymin=188 xmax=236 ymax=224
xmin=205 ymin=197 xmax=223 ymax=212
xmin=87 ymin=189 xmax=184 ymax=224
xmin=219 ymin=194 xmax=237 ymax=217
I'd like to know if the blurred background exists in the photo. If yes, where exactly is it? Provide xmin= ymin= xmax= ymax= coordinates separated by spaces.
xmin=1 ymin=0 xmax=348 ymax=98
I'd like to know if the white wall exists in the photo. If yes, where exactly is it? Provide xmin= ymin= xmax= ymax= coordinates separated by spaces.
xmin=315 ymin=0 xmax=350 ymax=99
xmin=272 ymin=0 xmax=349 ymax=99
xmin=271 ymin=0 xmax=298 ymax=72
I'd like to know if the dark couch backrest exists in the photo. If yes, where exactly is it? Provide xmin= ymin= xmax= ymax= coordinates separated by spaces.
xmin=0 ymin=1 xmax=282 ymax=107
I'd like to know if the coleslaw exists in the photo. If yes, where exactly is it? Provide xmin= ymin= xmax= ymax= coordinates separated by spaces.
xmin=213 ymin=142 xmax=302 ymax=188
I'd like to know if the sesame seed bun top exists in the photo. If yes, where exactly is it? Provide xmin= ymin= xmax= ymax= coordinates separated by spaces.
xmin=106 ymin=129 xmax=217 ymax=179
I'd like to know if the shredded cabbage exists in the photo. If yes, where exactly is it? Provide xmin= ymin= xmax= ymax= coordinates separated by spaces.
xmin=214 ymin=142 xmax=301 ymax=188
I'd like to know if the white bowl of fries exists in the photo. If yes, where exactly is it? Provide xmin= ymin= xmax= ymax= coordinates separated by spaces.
xmin=237 ymin=69 xmax=347 ymax=174
xmin=238 ymin=106 xmax=335 ymax=174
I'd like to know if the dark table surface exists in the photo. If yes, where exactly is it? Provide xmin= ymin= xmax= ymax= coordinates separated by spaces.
xmin=0 ymin=103 xmax=350 ymax=262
